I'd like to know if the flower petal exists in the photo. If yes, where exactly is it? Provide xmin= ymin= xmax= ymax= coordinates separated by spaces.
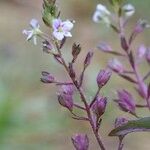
xmin=52 ymin=19 xmax=62 ymax=30
xmin=53 ymin=31 xmax=64 ymax=41
xmin=30 ymin=19 xmax=39 ymax=28
xmin=64 ymin=32 xmax=72 ymax=37
xmin=96 ymin=4 xmax=111 ymax=16
xmin=62 ymin=20 xmax=74 ymax=31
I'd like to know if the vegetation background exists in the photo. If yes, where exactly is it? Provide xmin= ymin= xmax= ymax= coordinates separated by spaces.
xmin=0 ymin=0 xmax=150 ymax=149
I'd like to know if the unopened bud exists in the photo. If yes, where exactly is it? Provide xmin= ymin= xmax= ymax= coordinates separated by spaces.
xmin=134 ymin=19 xmax=150 ymax=34
xmin=72 ymin=134 xmax=89 ymax=150
xmin=41 ymin=71 xmax=55 ymax=83
xmin=72 ymin=43 xmax=81 ymax=62
xmin=97 ymin=69 xmax=111 ymax=87
xmin=137 ymin=44 xmax=146 ymax=58
xmin=59 ymin=84 xmax=74 ymax=95
xmin=117 ymin=90 xmax=136 ymax=114
xmin=84 ymin=51 xmax=93 ymax=68
xmin=108 ymin=59 xmax=124 ymax=73
xmin=120 ymin=35 xmax=129 ymax=51
xmin=42 ymin=40 xmax=53 ymax=53
xmin=97 ymin=42 xmax=112 ymax=52
xmin=57 ymin=85 xmax=74 ymax=111
xmin=92 ymin=96 xmax=107 ymax=118
xmin=58 ymin=93 xmax=73 ymax=111
xmin=69 ymin=63 xmax=76 ymax=79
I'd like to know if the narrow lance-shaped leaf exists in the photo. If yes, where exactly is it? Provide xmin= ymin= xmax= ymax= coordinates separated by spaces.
xmin=109 ymin=117 xmax=150 ymax=137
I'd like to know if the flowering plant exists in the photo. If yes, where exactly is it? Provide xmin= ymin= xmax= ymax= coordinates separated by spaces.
xmin=23 ymin=0 xmax=150 ymax=149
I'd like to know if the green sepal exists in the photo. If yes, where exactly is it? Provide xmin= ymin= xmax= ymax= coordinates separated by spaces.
xmin=42 ymin=0 xmax=58 ymax=27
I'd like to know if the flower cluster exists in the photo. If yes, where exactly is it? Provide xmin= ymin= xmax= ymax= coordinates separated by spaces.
xmin=23 ymin=0 xmax=150 ymax=150
xmin=96 ymin=0 xmax=150 ymax=148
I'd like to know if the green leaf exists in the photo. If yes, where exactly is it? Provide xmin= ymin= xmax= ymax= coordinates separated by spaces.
xmin=109 ymin=117 xmax=150 ymax=136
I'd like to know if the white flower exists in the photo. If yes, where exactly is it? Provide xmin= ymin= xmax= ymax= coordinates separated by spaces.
xmin=122 ymin=4 xmax=135 ymax=17
xmin=93 ymin=4 xmax=111 ymax=26
xmin=96 ymin=4 xmax=111 ymax=16
xmin=52 ymin=19 xmax=74 ymax=41
xmin=23 ymin=19 xmax=42 ymax=45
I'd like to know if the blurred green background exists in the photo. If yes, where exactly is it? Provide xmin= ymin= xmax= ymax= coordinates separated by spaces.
xmin=0 ymin=0 xmax=150 ymax=149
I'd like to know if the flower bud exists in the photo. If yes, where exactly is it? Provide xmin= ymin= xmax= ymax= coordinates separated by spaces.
xmin=58 ymin=93 xmax=73 ymax=111
xmin=72 ymin=134 xmax=89 ymax=150
xmin=41 ymin=71 xmax=55 ymax=83
xmin=92 ymin=96 xmax=107 ymax=118
xmin=122 ymin=4 xmax=135 ymax=17
xmin=93 ymin=4 xmax=111 ymax=26
xmin=58 ymin=85 xmax=74 ymax=111
xmin=84 ymin=51 xmax=93 ymax=68
xmin=96 ymin=69 xmax=111 ymax=87
xmin=72 ymin=43 xmax=81 ymax=62
xmin=115 ymin=117 xmax=128 ymax=128
xmin=117 ymin=90 xmax=136 ymax=114
xmin=69 ymin=63 xmax=76 ymax=79
xmin=134 ymin=19 xmax=150 ymax=34
xmin=120 ymin=35 xmax=129 ymax=51
xmin=108 ymin=59 xmax=124 ymax=73
xmin=97 ymin=42 xmax=112 ymax=52
xmin=137 ymin=44 xmax=146 ymax=58
xmin=42 ymin=40 xmax=53 ymax=53
xmin=59 ymin=84 xmax=74 ymax=95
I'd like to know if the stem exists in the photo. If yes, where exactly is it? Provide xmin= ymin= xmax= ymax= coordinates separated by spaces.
xmin=136 ymin=104 xmax=148 ymax=108
xmin=118 ymin=16 xmax=149 ymax=108
xmin=90 ymin=86 xmax=101 ymax=107
xmin=118 ymin=137 xmax=124 ymax=150
xmin=55 ymin=42 xmax=106 ymax=150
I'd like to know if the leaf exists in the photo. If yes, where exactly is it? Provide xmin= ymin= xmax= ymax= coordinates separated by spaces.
xmin=109 ymin=117 xmax=150 ymax=136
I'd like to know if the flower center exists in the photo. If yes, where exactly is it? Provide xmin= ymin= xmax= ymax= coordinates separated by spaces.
xmin=58 ymin=26 xmax=63 ymax=32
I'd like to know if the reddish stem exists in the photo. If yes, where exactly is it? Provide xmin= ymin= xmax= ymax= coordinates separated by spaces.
xmin=56 ymin=42 xmax=106 ymax=150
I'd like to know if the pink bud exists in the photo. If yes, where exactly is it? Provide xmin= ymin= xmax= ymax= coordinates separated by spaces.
xmin=58 ymin=93 xmax=73 ymax=111
xmin=58 ymin=85 xmax=74 ymax=111
xmin=108 ymin=59 xmax=124 ymax=73
xmin=96 ymin=69 xmax=111 ymax=87
xmin=72 ymin=134 xmax=89 ymax=150
xmin=117 ymin=90 xmax=136 ymax=114
xmin=41 ymin=71 xmax=55 ymax=83
xmin=120 ymin=35 xmax=129 ymax=51
xmin=84 ymin=51 xmax=93 ymax=68
xmin=59 ymin=84 xmax=74 ymax=95
xmin=92 ymin=96 xmax=107 ymax=118
xmin=97 ymin=42 xmax=112 ymax=52
xmin=134 ymin=19 xmax=150 ymax=34
xmin=137 ymin=44 xmax=146 ymax=58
